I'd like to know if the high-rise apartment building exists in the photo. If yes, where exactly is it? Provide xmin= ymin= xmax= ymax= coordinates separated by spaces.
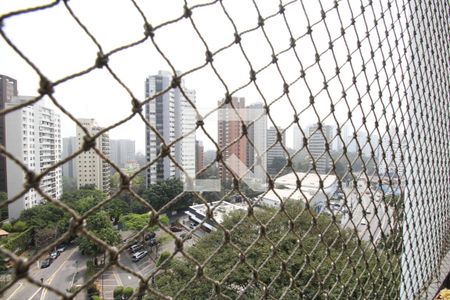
xmin=293 ymin=125 xmax=304 ymax=151
xmin=144 ymin=71 xmax=196 ymax=187
xmin=195 ymin=140 xmax=204 ymax=173
xmin=62 ymin=137 xmax=77 ymax=179
xmin=110 ymin=139 xmax=136 ymax=168
xmin=246 ymin=103 xmax=267 ymax=182
xmin=307 ymin=124 xmax=333 ymax=174
xmin=267 ymin=127 xmax=286 ymax=175
xmin=0 ymin=75 xmax=18 ymax=193
xmin=75 ymin=118 xmax=111 ymax=194
xmin=217 ymin=97 xmax=247 ymax=184
xmin=5 ymin=96 xmax=62 ymax=219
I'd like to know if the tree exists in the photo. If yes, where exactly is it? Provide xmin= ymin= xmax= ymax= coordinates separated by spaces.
xmin=77 ymin=212 xmax=121 ymax=256
xmin=119 ymin=213 xmax=169 ymax=232
xmin=0 ymin=192 xmax=8 ymax=221
xmin=142 ymin=178 xmax=192 ymax=212
xmin=154 ymin=202 xmax=399 ymax=299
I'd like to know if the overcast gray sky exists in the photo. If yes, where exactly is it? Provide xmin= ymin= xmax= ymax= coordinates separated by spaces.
xmin=1 ymin=0 xmax=403 ymax=153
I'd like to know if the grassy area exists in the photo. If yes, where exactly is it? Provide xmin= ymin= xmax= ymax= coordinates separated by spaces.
xmin=156 ymin=233 xmax=174 ymax=244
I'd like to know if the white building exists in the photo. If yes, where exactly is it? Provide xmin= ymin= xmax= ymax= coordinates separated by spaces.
xmin=5 ymin=96 xmax=62 ymax=219
xmin=293 ymin=125 xmax=304 ymax=152
xmin=246 ymin=103 xmax=267 ymax=184
xmin=307 ymin=124 xmax=333 ymax=174
xmin=144 ymin=71 xmax=196 ymax=187
xmin=256 ymin=171 xmax=337 ymax=213
xmin=75 ymin=118 xmax=111 ymax=194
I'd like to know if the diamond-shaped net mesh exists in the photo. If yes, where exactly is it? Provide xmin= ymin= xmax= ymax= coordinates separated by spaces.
xmin=0 ymin=0 xmax=449 ymax=299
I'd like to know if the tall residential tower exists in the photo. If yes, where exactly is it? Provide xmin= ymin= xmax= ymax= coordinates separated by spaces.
xmin=75 ymin=118 xmax=111 ymax=194
xmin=6 ymin=96 xmax=62 ymax=219
xmin=144 ymin=71 xmax=196 ymax=187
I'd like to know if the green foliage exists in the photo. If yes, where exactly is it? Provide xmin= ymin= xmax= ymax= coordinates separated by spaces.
xmin=123 ymin=287 xmax=133 ymax=299
xmin=119 ymin=213 xmax=169 ymax=232
xmin=0 ymin=192 xmax=8 ymax=221
xmin=156 ymin=251 xmax=172 ymax=269
xmin=1 ymin=228 xmax=33 ymax=252
xmin=19 ymin=204 xmax=66 ymax=230
xmin=12 ymin=221 xmax=27 ymax=232
xmin=77 ymin=211 xmax=121 ymax=256
xmin=113 ymin=286 xmax=124 ymax=299
xmin=2 ymin=222 xmax=12 ymax=232
xmin=155 ymin=202 xmax=400 ymax=299
xmin=142 ymin=178 xmax=192 ymax=212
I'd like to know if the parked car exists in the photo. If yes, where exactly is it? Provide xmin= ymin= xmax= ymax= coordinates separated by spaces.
xmin=129 ymin=244 xmax=144 ymax=254
xmin=132 ymin=251 xmax=148 ymax=262
xmin=180 ymin=233 xmax=192 ymax=240
xmin=56 ymin=244 xmax=66 ymax=253
xmin=126 ymin=240 xmax=139 ymax=249
xmin=170 ymin=225 xmax=183 ymax=232
xmin=41 ymin=258 xmax=52 ymax=268
xmin=50 ymin=251 xmax=59 ymax=260
xmin=145 ymin=232 xmax=156 ymax=240
xmin=148 ymin=239 xmax=159 ymax=247
xmin=189 ymin=222 xmax=197 ymax=229
xmin=360 ymin=219 xmax=368 ymax=226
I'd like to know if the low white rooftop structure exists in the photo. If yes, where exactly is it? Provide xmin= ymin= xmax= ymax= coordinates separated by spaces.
xmin=256 ymin=172 xmax=338 ymax=212
xmin=186 ymin=201 xmax=246 ymax=231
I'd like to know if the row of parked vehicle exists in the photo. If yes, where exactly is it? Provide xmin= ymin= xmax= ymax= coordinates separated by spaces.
xmin=127 ymin=232 xmax=159 ymax=263
xmin=41 ymin=244 xmax=67 ymax=268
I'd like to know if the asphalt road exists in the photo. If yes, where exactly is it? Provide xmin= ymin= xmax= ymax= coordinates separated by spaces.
xmin=341 ymin=188 xmax=393 ymax=243
xmin=3 ymin=246 xmax=87 ymax=300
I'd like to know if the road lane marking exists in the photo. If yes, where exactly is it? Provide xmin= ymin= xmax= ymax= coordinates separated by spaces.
xmin=40 ymin=248 xmax=77 ymax=300
xmin=27 ymin=287 xmax=42 ymax=300
xmin=6 ymin=282 xmax=23 ymax=300
xmin=113 ymin=268 xmax=123 ymax=286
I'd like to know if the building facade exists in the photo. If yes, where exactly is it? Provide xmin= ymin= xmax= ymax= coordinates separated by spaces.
xmin=307 ymin=124 xmax=333 ymax=174
xmin=0 ymin=75 xmax=18 ymax=193
xmin=267 ymin=127 xmax=286 ymax=175
xmin=110 ymin=139 xmax=136 ymax=168
xmin=217 ymin=97 xmax=247 ymax=184
xmin=144 ymin=71 xmax=196 ymax=187
xmin=75 ymin=118 xmax=111 ymax=194
xmin=245 ymin=103 xmax=267 ymax=184
xmin=195 ymin=140 xmax=204 ymax=173
xmin=62 ymin=137 xmax=76 ymax=179
xmin=5 ymin=96 xmax=62 ymax=219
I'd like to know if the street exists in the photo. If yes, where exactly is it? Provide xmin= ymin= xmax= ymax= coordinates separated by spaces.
xmin=340 ymin=187 xmax=394 ymax=243
xmin=2 ymin=246 xmax=87 ymax=300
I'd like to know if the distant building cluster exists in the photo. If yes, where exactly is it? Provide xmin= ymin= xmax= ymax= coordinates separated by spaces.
xmin=0 ymin=72 xmax=406 ymax=219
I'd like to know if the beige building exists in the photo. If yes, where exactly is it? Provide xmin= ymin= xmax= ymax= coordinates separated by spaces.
xmin=75 ymin=118 xmax=110 ymax=194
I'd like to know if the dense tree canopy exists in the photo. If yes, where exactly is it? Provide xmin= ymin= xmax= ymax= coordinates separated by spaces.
xmin=154 ymin=202 xmax=399 ymax=299
xmin=142 ymin=178 xmax=192 ymax=212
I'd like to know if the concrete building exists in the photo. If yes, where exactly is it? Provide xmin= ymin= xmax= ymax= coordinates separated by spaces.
xmin=110 ymin=139 xmax=136 ymax=168
xmin=217 ymin=97 xmax=247 ymax=184
xmin=144 ymin=71 xmax=196 ymax=187
xmin=255 ymin=171 xmax=337 ymax=213
xmin=267 ymin=127 xmax=286 ymax=175
xmin=195 ymin=140 xmax=204 ymax=173
xmin=62 ymin=137 xmax=76 ymax=179
xmin=293 ymin=125 xmax=304 ymax=152
xmin=75 ymin=118 xmax=111 ymax=194
xmin=307 ymin=124 xmax=333 ymax=174
xmin=5 ymin=96 xmax=62 ymax=219
xmin=0 ymin=75 xmax=18 ymax=193
xmin=245 ymin=103 xmax=267 ymax=185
